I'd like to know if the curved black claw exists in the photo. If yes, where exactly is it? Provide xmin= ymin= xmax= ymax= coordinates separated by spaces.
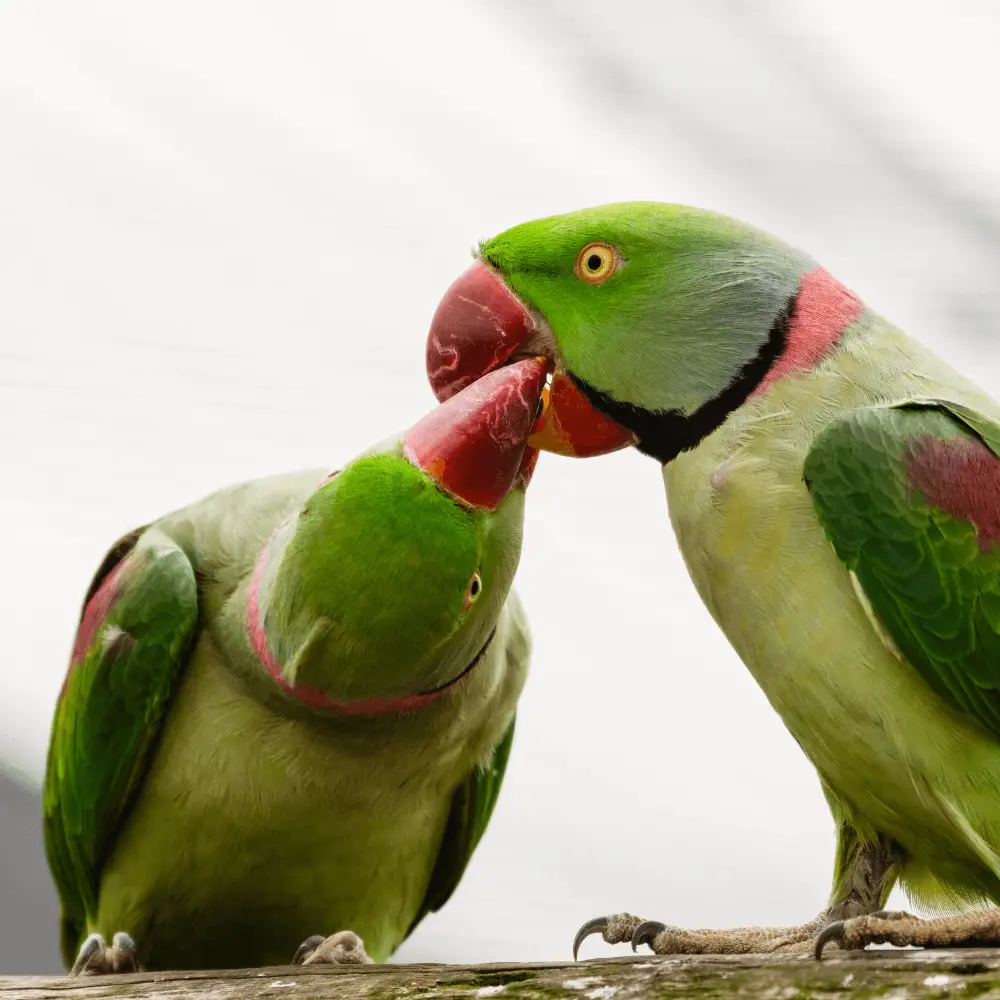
xmin=293 ymin=934 xmax=326 ymax=965
xmin=814 ymin=921 xmax=845 ymax=960
xmin=573 ymin=917 xmax=608 ymax=962
xmin=631 ymin=921 xmax=668 ymax=954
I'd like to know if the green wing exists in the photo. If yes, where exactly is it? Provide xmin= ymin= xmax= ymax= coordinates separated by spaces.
xmin=404 ymin=715 xmax=516 ymax=939
xmin=43 ymin=526 xmax=198 ymax=967
xmin=804 ymin=399 xmax=1000 ymax=739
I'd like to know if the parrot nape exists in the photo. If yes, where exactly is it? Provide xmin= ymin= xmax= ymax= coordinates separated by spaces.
xmin=424 ymin=201 xmax=1000 ymax=959
xmin=44 ymin=357 xmax=549 ymax=974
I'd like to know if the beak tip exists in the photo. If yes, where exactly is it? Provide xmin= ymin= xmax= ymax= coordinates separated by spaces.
xmin=406 ymin=357 xmax=549 ymax=510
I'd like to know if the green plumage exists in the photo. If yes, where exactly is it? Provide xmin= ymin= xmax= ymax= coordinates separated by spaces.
xmin=806 ymin=403 xmax=1000 ymax=744
xmin=416 ymin=718 xmax=515 ymax=927
xmin=44 ymin=447 xmax=531 ymax=970
xmin=45 ymin=531 xmax=198 ymax=963
xmin=664 ymin=331 xmax=1000 ymax=915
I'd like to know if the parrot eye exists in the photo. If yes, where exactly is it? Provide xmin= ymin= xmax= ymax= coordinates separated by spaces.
xmin=575 ymin=243 xmax=618 ymax=285
xmin=463 ymin=572 xmax=483 ymax=610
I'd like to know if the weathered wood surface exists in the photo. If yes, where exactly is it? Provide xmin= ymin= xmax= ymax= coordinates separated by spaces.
xmin=6 ymin=950 xmax=1000 ymax=1000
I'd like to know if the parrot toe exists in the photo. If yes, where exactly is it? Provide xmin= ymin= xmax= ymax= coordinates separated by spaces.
xmin=815 ymin=909 xmax=1000 ymax=959
xmin=572 ymin=913 xmax=645 ymax=960
xmin=69 ymin=931 xmax=140 ymax=976
xmin=813 ymin=920 xmax=847 ymax=959
xmin=572 ymin=916 xmax=606 ymax=961
xmin=292 ymin=930 xmax=373 ymax=966
xmin=291 ymin=935 xmax=326 ymax=964
xmin=631 ymin=921 xmax=669 ymax=953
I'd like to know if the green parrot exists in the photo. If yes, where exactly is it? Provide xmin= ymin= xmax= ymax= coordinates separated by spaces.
xmin=44 ymin=357 xmax=549 ymax=975
xmin=424 ymin=202 xmax=1000 ymax=959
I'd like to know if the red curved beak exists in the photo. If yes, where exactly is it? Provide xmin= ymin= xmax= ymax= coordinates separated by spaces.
xmin=404 ymin=356 xmax=550 ymax=511
xmin=425 ymin=262 xmax=636 ymax=458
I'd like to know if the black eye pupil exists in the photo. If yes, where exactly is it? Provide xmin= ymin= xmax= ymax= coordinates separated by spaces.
xmin=587 ymin=254 xmax=602 ymax=271
xmin=470 ymin=578 xmax=480 ymax=596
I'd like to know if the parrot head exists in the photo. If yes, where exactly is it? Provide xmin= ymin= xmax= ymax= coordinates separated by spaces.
xmin=426 ymin=202 xmax=861 ymax=464
xmin=254 ymin=357 xmax=548 ymax=714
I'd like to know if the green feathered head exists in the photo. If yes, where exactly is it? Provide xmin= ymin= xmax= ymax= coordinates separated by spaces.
xmin=425 ymin=202 xmax=848 ymax=464
xmin=256 ymin=358 xmax=547 ymax=713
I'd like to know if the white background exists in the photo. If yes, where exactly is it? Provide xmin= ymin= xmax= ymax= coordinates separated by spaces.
xmin=3 ymin=0 xmax=1000 ymax=969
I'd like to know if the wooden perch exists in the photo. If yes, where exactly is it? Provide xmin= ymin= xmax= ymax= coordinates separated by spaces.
xmin=5 ymin=949 xmax=1000 ymax=1000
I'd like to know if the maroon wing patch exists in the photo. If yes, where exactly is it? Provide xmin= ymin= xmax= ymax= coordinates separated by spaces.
xmin=62 ymin=528 xmax=143 ymax=694
xmin=907 ymin=434 xmax=1000 ymax=552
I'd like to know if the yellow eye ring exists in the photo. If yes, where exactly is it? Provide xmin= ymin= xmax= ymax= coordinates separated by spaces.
xmin=575 ymin=243 xmax=618 ymax=285
xmin=463 ymin=571 xmax=483 ymax=611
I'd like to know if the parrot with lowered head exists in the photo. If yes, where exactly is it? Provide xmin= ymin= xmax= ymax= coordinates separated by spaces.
xmin=44 ymin=357 xmax=549 ymax=974
xmin=424 ymin=202 xmax=1000 ymax=958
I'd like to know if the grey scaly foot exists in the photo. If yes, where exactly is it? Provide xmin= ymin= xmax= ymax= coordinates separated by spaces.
xmin=69 ymin=932 xmax=140 ymax=976
xmin=574 ymin=911 xmax=834 ymax=958
xmin=815 ymin=909 xmax=1000 ymax=959
xmin=292 ymin=931 xmax=373 ymax=965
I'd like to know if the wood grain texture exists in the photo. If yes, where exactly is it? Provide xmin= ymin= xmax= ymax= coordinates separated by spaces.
xmin=6 ymin=950 xmax=1000 ymax=1000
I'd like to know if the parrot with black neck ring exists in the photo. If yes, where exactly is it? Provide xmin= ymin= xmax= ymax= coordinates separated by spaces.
xmin=425 ymin=201 xmax=1000 ymax=958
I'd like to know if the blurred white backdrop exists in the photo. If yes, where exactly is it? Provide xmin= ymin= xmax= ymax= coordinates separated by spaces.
xmin=3 ymin=0 xmax=1000 ymax=973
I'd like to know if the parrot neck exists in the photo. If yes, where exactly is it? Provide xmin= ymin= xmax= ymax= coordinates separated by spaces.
xmin=245 ymin=515 xmax=331 ymax=707
xmin=573 ymin=267 xmax=863 ymax=465
xmin=243 ymin=483 xmax=495 ymax=718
